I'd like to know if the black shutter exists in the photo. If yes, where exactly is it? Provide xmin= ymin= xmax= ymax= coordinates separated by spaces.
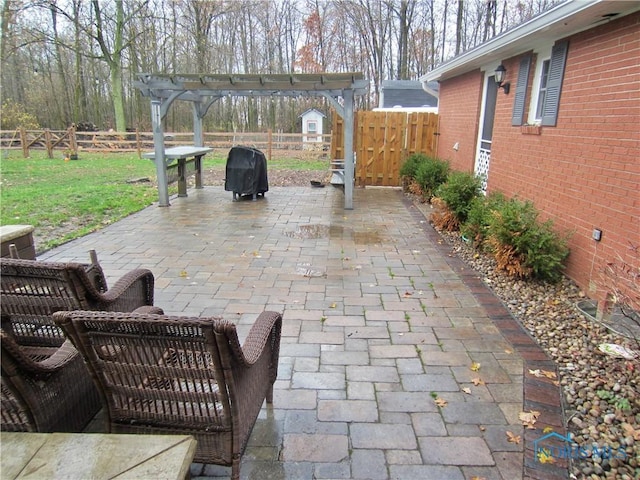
xmin=541 ymin=40 xmax=569 ymax=126
xmin=511 ymin=55 xmax=531 ymax=126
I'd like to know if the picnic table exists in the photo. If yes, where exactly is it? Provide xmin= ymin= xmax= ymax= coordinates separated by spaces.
xmin=143 ymin=145 xmax=213 ymax=204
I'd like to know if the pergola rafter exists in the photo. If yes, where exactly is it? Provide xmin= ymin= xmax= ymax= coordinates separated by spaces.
xmin=134 ymin=73 xmax=368 ymax=208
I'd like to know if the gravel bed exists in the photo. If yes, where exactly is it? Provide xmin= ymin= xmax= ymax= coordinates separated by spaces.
xmin=412 ymin=199 xmax=639 ymax=480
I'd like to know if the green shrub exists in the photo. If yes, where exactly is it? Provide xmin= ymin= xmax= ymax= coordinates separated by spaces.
xmin=486 ymin=197 xmax=570 ymax=282
xmin=414 ymin=156 xmax=449 ymax=198
xmin=1 ymin=100 xmax=40 ymax=130
xmin=461 ymin=192 xmax=507 ymax=247
xmin=434 ymin=171 xmax=482 ymax=223
xmin=399 ymin=153 xmax=428 ymax=180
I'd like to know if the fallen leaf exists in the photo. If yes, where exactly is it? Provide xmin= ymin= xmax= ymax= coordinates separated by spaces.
xmin=504 ymin=349 xmax=513 ymax=354
xmin=470 ymin=362 xmax=481 ymax=371
xmin=472 ymin=377 xmax=485 ymax=386
xmin=330 ymin=303 xmax=337 ymax=308
xmin=528 ymin=369 xmax=541 ymax=377
xmin=434 ymin=397 xmax=448 ymax=408
xmin=462 ymin=387 xmax=472 ymax=395
xmin=519 ymin=410 xmax=541 ymax=429
xmin=179 ymin=270 xmax=188 ymax=278
xmin=403 ymin=291 xmax=413 ymax=297
xmin=537 ymin=448 xmax=556 ymax=464
xmin=478 ymin=425 xmax=486 ymax=431
xmin=470 ymin=477 xmax=487 ymax=480
xmin=543 ymin=426 xmax=554 ymax=434
xmin=506 ymin=431 xmax=521 ymax=444
xmin=542 ymin=369 xmax=557 ymax=379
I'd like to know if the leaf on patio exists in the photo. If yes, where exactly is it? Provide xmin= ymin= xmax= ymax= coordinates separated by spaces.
xmin=519 ymin=410 xmax=541 ymax=429
xmin=529 ymin=369 xmax=557 ymax=379
xmin=330 ymin=303 xmax=337 ymax=308
xmin=434 ymin=396 xmax=448 ymax=408
xmin=472 ymin=377 xmax=485 ymax=386
xmin=470 ymin=476 xmax=487 ymax=480
xmin=179 ymin=270 xmax=188 ymax=278
xmin=504 ymin=348 xmax=513 ymax=354
xmin=403 ymin=291 xmax=413 ymax=297
xmin=506 ymin=431 xmax=521 ymax=444
xmin=462 ymin=387 xmax=472 ymax=395
xmin=470 ymin=362 xmax=481 ymax=371
xmin=537 ymin=447 xmax=556 ymax=464
xmin=543 ymin=426 xmax=554 ymax=434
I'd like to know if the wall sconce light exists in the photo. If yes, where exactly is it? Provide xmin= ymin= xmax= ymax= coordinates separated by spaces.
xmin=494 ymin=64 xmax=510 ymax=94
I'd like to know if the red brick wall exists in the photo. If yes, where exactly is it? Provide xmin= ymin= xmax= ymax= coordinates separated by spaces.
xmin=435 ymin=70 xmax=483 ymax=172
xmin=438 ymin=12 xmax=640 ymax=298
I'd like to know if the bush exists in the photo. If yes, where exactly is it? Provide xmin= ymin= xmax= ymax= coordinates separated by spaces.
xmin=434 ymin=171 xmax=482 ymax=224
xmin=399 ymin=153 xmax=428 ymax=180
xmin=414 ymin=156 xmax=449 ymax=199
xmin=1 ymin=100 xmax=40 ymax=130
xmin=461 ymin=192 xmax=507 ymax=247
xmin=486 ymin=197 xmax=570 ymax=282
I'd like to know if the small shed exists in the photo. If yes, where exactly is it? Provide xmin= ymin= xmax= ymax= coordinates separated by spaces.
xmin=300 ymin=108 xmax=326 ymax=145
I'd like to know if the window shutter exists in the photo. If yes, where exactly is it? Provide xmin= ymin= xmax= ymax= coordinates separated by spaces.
xmin=541 ymin=40 xmax=569 ymax=126
xmin=511 ymin=55 xmax=531 ymax=126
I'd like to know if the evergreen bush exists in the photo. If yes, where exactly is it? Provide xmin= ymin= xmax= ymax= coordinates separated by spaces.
xmin=434 ymin=171 xmax=482 ymax=224
xmin=486 ymin=197 xmax=570 ymax=282
xmin=414 ymin=156 xmax=449 ymax=199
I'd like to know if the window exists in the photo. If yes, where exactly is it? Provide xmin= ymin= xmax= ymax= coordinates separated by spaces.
xmin=307 ymin=121 xmax=317 ymax=133
xmin=535 ymin=60 xmax=551 ymax=120
xmin=512 ymin=41 xmax=569 ymax=128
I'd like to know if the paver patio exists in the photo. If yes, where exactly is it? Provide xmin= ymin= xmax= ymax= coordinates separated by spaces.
xmin=39 ymin=185 xmax=566 ymax=479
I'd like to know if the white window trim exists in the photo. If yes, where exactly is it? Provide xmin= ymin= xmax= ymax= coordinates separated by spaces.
xmin=527 ymin=45 xmax=553 ymax=125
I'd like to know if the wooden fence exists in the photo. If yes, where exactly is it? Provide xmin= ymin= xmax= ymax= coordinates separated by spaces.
xmin=331 ymin=111 xmax=439 ymax=187
xmin=0 ymin=128 xmax=332 ymax=160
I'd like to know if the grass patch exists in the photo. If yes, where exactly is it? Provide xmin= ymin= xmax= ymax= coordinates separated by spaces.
xmin=1 ymin=150 xmax=328 ymax=252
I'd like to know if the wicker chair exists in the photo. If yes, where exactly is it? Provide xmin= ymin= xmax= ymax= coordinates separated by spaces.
xmin=0 ymin=256 xmax=157 ymax=433
xmin=52 ymin=310 xmax=283 ymax=480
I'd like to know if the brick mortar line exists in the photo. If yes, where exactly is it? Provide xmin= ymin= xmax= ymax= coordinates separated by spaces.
xmin=401 ymin=194 xmax=569 ymax=480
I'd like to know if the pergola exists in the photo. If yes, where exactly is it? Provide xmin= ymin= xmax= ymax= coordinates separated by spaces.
xmin=134 ymin=73 xmax=369 ymax=209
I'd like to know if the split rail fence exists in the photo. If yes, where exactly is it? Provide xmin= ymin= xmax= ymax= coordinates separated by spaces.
xmin=2 ymin=111 xmax=439 ymax=187
xmin=0 ymin=127 xmax=331 ymax=161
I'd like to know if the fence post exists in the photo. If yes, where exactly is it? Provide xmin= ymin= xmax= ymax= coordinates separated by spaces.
xmin=20 ymin=128 xmax=28 ymax=158
xmin=136 ymin=129 xmax=142 ymax=158
xmin=44 ymin=129 xmax=53 ymax=158
xmin=69 ymin=125 xmax=77 ymax=153
xmin=267 ymin=128 xmax=272 ymax=162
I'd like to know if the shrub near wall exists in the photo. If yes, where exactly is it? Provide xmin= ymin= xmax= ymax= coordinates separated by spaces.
xmin=405 ymin=166 xmax=571 ymax=283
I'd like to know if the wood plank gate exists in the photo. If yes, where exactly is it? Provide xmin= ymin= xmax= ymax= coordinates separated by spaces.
xmin=331 ymin=111 xmax=439 ymax=187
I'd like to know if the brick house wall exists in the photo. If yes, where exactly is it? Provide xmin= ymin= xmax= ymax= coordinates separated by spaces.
xmin=437 ymin=12 xmax=640 ymax=298
xmin=436 ymin=71 xmax=483 ymax=172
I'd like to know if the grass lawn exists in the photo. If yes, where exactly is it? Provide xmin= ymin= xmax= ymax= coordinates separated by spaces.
xmin=0 ymin=149 xmax=328 ymax=252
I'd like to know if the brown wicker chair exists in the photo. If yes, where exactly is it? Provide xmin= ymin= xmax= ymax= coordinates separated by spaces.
xmin=0 ymin=257 xmax=157 ymax=433
xmin=52 ymin=310 xmax=282 ymax=480
xmin=0 ymin=328 xmax=101 ymax=433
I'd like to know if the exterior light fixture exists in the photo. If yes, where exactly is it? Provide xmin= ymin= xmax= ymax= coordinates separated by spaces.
xmin=494 ymin=64 xmax=510 ymax=94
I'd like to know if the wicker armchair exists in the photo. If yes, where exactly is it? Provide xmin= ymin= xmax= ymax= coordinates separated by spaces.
xmin=52 ymin=310 xmax=283 ymax=480
xmin=0 ymin=257 xmax=157 ymax=433
xmin=0 ymin=328 xmax=101 ymax=433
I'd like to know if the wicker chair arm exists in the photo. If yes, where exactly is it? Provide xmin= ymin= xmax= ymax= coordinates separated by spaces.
xmin=95 ymin=269 xmax=155 ymax=311
xmin=219 ymin=311 xmax=282 ymax=367
xmin=1 ymin=333 xmax=78 ymax=375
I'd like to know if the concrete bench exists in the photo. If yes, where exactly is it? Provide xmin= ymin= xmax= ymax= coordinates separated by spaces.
xmin=0 ymin=225 xmax=35 ymax=260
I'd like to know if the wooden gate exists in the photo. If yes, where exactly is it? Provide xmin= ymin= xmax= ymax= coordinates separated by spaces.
xmin=331 ymin=111 xmax=439 ymax=187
